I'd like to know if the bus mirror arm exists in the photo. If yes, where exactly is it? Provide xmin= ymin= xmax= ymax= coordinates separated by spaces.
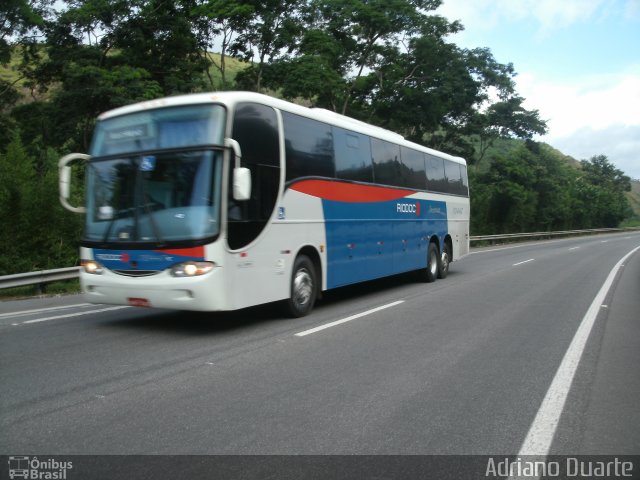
xmin=58 ymin=153 xmax=89 ymax=213
xmin=224 ymin=138 xmax=242 ymax=169
xmin=225 ymin=138 xmax=251 ymax=201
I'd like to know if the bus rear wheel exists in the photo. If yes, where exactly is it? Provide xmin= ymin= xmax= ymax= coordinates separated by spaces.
xmin=424 ymin=242 xmax=439 ymax=283
xmin=438 ymin=242 xmax=451 ymax=279
xmin=285 ymin=255 xmax=317 ymax=317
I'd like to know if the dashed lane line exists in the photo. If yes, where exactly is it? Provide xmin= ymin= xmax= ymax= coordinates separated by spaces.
xmin=11 ymin=306 xmax=130 ymax=326
xmin=295 ymin=301 xmax=405 ymax=337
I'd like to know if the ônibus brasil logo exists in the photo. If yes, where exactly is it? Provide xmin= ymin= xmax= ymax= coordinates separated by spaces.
xmin=8 ymin=456 xmax=73 ymax=479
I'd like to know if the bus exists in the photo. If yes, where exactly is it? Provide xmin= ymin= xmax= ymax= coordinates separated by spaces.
xmin=59 ymin=91 xmax=469 ymax=317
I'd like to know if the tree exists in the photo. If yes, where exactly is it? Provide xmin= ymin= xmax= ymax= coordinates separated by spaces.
xmin=233 ymin=0 xmax=303 ymax=91
xmin=298 ymin=0 xmax=445 ymax=114
xmin=576 ymin=155 xmax=632 ymax=227
xmin=191 ymin=0 xmax=254 ymax=89
xmin=0 ymin=0 xmax=47 ymax=149
xmin=0 ymin=134 xmax=82 ymax=275
xmin=471 ymin=95 xmax=547 ymax=165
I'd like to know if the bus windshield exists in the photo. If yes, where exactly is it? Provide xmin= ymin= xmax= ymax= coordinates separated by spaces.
xmin=85 ymin=150 xmax=223 ymax=244
xmin=84 ymin=105 xmax=226 ymax=245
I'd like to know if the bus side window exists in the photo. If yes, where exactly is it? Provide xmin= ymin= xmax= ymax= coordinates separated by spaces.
xmin=229 ymin=103 xmax=280 ymax=250
xmin=460 ymin=164 xmax=469 ymax=196
xmin=426 ymin=155 xmax=446 ymax=193
xmin=333 ymin=127 xmax=373 ymax=183
xmin=400 ymin=146 xmax=426 ymax=190
xmin=371 ymin=137 xmax=402 ymax=187
xmin=282 ymin=112 xmax=334 ymax=181
xmin=444 ymin=160 xmax=464 ymax=195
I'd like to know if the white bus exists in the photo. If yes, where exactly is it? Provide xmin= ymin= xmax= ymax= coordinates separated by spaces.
xmin=59 ymin=91 xmax=469 ymax=317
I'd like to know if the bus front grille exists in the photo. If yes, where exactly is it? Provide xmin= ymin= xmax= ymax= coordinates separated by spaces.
xmin=112 ymin=270 xmax=161 ymax=277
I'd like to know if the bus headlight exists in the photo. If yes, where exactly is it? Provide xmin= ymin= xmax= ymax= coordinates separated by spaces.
xmin=170 ymin=261 xmax=215 ymax=277
xmin=82 ymin=260 xmax=104 ymax=275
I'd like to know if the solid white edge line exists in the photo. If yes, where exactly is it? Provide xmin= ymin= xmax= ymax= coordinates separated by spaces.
xmin=511 ymin=245 xmax=640 ymax=475
xmin=295 ymin=300 xmax=405 ymax=337
xmin=13 ymin=306 xmax=130 ymax=325
xmin=513 ymin=259 xmax=535 ymax=266
xmin=0 ymin=303 xmax=92 ymax=319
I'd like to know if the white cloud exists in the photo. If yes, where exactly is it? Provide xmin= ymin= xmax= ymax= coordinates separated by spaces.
xmin=437 ymin=0 xmax=609 ymax=33
xmin=516 ymin=68 xmax=640 ymax=178
xmin=517 ymin=67 xmax=640 ymax=136
xmin=550 ymin=126 xmax=640 ymax=179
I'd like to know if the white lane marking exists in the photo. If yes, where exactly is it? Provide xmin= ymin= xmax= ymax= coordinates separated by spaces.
xmin=568 ymin=246 xmax=580 ymax=251
xmin=471 ymin=244 xmax=539 ymax=254
xmin=514 ymin=245 xmax=640 ymax=460
xmin=12 ymin=306 xmax=129 ymax=326
xmin=295 ymin=300 xmax=405 ymax=337
xmin=0 ymin=303 xmax=92 ymax=319
xmin=513 ymin=259 xmax=535 ymax=266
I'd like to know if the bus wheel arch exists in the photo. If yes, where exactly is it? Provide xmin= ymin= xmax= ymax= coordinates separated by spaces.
xmin=284 ymin=246 xmax=321 ymax=317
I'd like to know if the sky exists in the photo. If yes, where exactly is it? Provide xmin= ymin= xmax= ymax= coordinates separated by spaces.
xmin=435 ymin=0 xmax=640 ymax=179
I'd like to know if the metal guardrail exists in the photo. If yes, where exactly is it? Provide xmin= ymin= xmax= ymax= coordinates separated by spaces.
xmin=0 ymin=267 xmax=81 ymax=293
xmin=469 ymin=227 xmax=632 ymax=243
xmin=0 ymin=227 xmax=638 ymax=292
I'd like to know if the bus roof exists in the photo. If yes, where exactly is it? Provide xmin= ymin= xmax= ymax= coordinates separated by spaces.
xmin=97 ymin=91 xmax=466 ymax=165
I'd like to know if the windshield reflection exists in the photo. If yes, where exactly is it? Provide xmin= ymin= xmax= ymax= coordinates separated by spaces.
xmin=85 ymin=150 xmax=222 ymax=243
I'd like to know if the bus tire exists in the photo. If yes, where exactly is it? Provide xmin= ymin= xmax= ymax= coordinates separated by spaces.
xmin=438 ymin=242 xmax=451 ymax=279
xmin=285 ymin=254 xmax=317 ymax=317
xmin=425 ymin=243 xmax=439 ymax=283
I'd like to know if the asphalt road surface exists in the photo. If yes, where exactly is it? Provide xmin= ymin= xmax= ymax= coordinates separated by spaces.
xmin=1 ymin=233 xmax=639 ymax=476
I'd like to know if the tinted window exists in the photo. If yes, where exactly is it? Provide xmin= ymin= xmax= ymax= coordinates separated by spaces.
xmin=333 ymin=127 xmax=373 ymax=182
xmin=400 ymin=147 xmax=426 ymax=190
xmin=445 ymin=160 xmax=465 ymax=195
xmin=371 ymin=137 xmax=402 ymax=186
xmin=426 ymin=154 xmax=447 ymax=192
xmin=460 ymin=164 xmax=469 ymax=196
xmin=282 ymin=112 xmax=334 ymax=181
xmin=229 ymin=103 xmax=281 ymax=249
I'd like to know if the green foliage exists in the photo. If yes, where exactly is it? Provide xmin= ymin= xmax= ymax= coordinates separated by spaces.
xmin=624 ymin=180 xmax=640 ymax=223
xmin=0 ymin=134 xmax=82 ymax=275
xmin=470 ymin=144 xmax=632 ymax=235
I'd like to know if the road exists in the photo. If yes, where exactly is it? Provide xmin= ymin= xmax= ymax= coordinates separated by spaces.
xmin=1 ymin=233 xmax=639 ymax=475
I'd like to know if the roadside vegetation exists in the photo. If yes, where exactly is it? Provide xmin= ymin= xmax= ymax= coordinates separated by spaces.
xmin=0 ymin=0 xmax=634 ymax=276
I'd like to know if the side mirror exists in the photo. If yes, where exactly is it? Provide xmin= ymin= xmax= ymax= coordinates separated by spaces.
xmin=58 ymin=153 xmax=90 ymax=213
xmin=233 ymin=167 xmax=252 ymax=201
xmin=225 ymin=137 xmax=251 ymax=201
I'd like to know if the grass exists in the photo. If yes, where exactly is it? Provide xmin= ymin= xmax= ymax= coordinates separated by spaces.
xmin=202 ymin=52 xmax=249 ymax=91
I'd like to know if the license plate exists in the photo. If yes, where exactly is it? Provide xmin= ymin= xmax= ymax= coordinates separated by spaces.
xmin=128 ymin=298 xmax=151 ymax=308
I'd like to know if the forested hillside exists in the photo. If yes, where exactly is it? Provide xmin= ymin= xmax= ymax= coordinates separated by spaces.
xmin=624 ymin=180 xmax=640 ymax=226
xmin=0 ymin=0 xmax=633 ymax=275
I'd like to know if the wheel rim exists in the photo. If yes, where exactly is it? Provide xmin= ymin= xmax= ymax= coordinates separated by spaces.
xmin=293 ymin=267 xmax=313 ymax=307
xmin=429 ymin=250 xmax=438 ymax=276
xmin=441 ymin=250 xmax=449 ymax=273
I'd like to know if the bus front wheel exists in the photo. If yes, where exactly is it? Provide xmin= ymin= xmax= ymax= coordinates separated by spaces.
xmin=285 ymin=255 xmax=317 ymax=317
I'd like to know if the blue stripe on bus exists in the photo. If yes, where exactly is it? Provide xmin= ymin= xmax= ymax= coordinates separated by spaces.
xmin=322 ymin=198 xmax=447 ymax=288
xmin=93 ymin=247 xmax=205 ymax=272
